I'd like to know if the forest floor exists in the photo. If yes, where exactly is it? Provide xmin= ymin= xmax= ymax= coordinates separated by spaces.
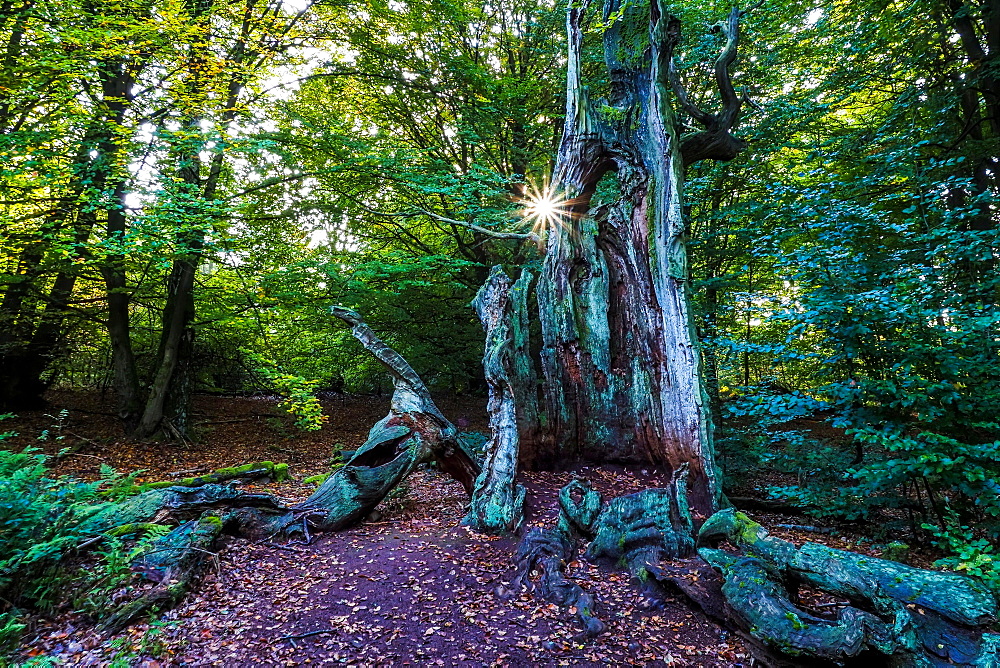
xmin=7 ymin=391 xmax=908 ymax=667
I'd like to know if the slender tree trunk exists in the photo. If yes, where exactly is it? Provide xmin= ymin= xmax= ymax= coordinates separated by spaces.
xmin=134 ymin=0 xmax=252 ymax=439
xmin=86 ymin=55 xmax=145 ymax=428
xmin=943 ymin=0 xmax=999 ymax=305
xmin=0 ymin=46 xmax=134 ymax=409
xmin=535 ymin=0 xmax=727 ymax=517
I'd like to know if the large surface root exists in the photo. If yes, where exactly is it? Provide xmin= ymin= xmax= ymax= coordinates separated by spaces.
xmin=510 ymin=480 xmax=1000 ymax=667
xmin=692 ymin=509 xmax=1000 ymax=667
xmin=509 ymin=472 xmax=695 ymax=638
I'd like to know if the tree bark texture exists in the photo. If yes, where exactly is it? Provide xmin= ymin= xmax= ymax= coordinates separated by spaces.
xmin=464 ymin=266 xmax=527 ymax=534
xmin=508 ymin=269 xmax=545 ymax=467
xmin=296 ymin=306 xmax=479 ymax=533
xmin=536 ymin=0 xmax=732 ymax=517
xmin=692 ymin=509 xmax=1000 ymax=666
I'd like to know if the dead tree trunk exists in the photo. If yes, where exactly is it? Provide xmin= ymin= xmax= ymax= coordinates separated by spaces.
xmin=464 ymin=266 xmax=526 ymax=534
xmin=534 ymin=0 xmax=750 ymax=519
xmin=294 ymin=306 xmax=480 ymax=533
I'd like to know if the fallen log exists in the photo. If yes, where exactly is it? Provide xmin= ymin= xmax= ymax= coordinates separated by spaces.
xmin=71 ymin=307 xmax=483 ymax=630
xmin=139 ymin=461 xmax=290 ymax=491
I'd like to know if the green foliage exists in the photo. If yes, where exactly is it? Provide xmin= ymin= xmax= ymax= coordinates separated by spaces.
xmin=0 ymin=435 xmax=163 ymax=655
xmin=927 ymin=521 xmax=1000 ymax=594
xmin=71 ymin=529 xmax=168 ymax=619
xmin=0 ymin=447 xmax=107 ymax=605
xmin=256 ymin=365 xmax=328 ymax=432
xmin=717 ymin=386 xmax=847 ymax=490
xmin=686 ymin=0 xmax=1000 ymax=585
xmin=36 ymin=410 xmax=69 ymax=443
xmin=0 ymin=613 xmax=26 ymax=657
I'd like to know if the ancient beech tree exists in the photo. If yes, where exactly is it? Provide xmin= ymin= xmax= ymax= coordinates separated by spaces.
xmin=523 ymin=0 xmax=751 ymax=519
xmin=58 ymin=3 xmax=1000 ymax=665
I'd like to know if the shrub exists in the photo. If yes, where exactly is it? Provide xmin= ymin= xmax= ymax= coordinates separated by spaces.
xmin=256 ymin=366 xmax=328 ymax=432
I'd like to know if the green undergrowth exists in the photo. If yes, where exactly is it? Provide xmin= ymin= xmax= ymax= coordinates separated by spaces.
xmin=0 ymin=442 xmax=157 ymax=658
xmin=720 ymin=385 xmax=1000 ymax=596
xmin=0 ymin=415 xmax=298 ymax=661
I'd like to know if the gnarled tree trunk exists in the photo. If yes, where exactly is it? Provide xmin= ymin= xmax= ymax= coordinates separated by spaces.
xmin=295 ymin=306 xmax=479 ymax=533
xmin=464 ymin=266 xmax=527 ymax=534
xmin=534 ymin=0 xmax=749 ymax=519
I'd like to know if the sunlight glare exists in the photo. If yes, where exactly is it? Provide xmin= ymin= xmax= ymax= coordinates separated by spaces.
xmin=520 ymin=182 xmax=569 ymax=239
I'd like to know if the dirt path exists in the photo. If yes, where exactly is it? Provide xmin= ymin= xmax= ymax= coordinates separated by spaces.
xmin=147 ymin=470 xmax=748 ymax=667
xmin=14 ymin=393 xmax=753 ymax=666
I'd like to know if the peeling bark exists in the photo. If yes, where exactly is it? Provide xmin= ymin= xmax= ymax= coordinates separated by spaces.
xmin=536 ymin=0 xmax=741 ymax=518
xmin=464 ymin=266 xmax=526 ymax=534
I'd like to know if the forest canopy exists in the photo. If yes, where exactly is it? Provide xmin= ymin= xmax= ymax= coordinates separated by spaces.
xmin=1 ymin=0 xmax=999 ymax=664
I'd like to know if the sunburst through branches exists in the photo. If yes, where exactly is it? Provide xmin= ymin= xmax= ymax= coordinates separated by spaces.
xmin=519 ymin=181 xmax=570 ymax=239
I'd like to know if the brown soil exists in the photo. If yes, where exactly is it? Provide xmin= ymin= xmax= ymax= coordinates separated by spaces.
xmin=5 ymin=391 xmax=884 ymax=666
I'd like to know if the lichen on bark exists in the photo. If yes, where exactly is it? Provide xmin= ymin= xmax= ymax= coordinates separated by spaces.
xmin=464 ymin=266 xmax=526 ymax=534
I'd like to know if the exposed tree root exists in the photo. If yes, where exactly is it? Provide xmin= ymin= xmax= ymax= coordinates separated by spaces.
xmin=508 ymin=472 xmax=695 ymax=638
xmin=75 ymin=307 xmax=482 ymax=630
xmin=694 ymin=509 xmax=1000 ymax=667
xmin=511 ymin=481 xmax=1000 ymax=667
xmin=505 ymin=479 xmax=605 ymax=637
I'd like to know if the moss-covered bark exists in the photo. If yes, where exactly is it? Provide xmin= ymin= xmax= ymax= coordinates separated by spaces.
xmin=139 ymin=461 xmax=290 ymax=491
xmin=464 ymin=267 xmax=526 ymax=534
xmin=534 ymin=0 xmax=734 ymax=519
xmin=694 ymin=509 xmax=1000 ymax=666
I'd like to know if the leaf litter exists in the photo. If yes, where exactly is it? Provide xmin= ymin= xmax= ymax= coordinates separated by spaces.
xmin=14 ymin=392 xmax=758 ymax=666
